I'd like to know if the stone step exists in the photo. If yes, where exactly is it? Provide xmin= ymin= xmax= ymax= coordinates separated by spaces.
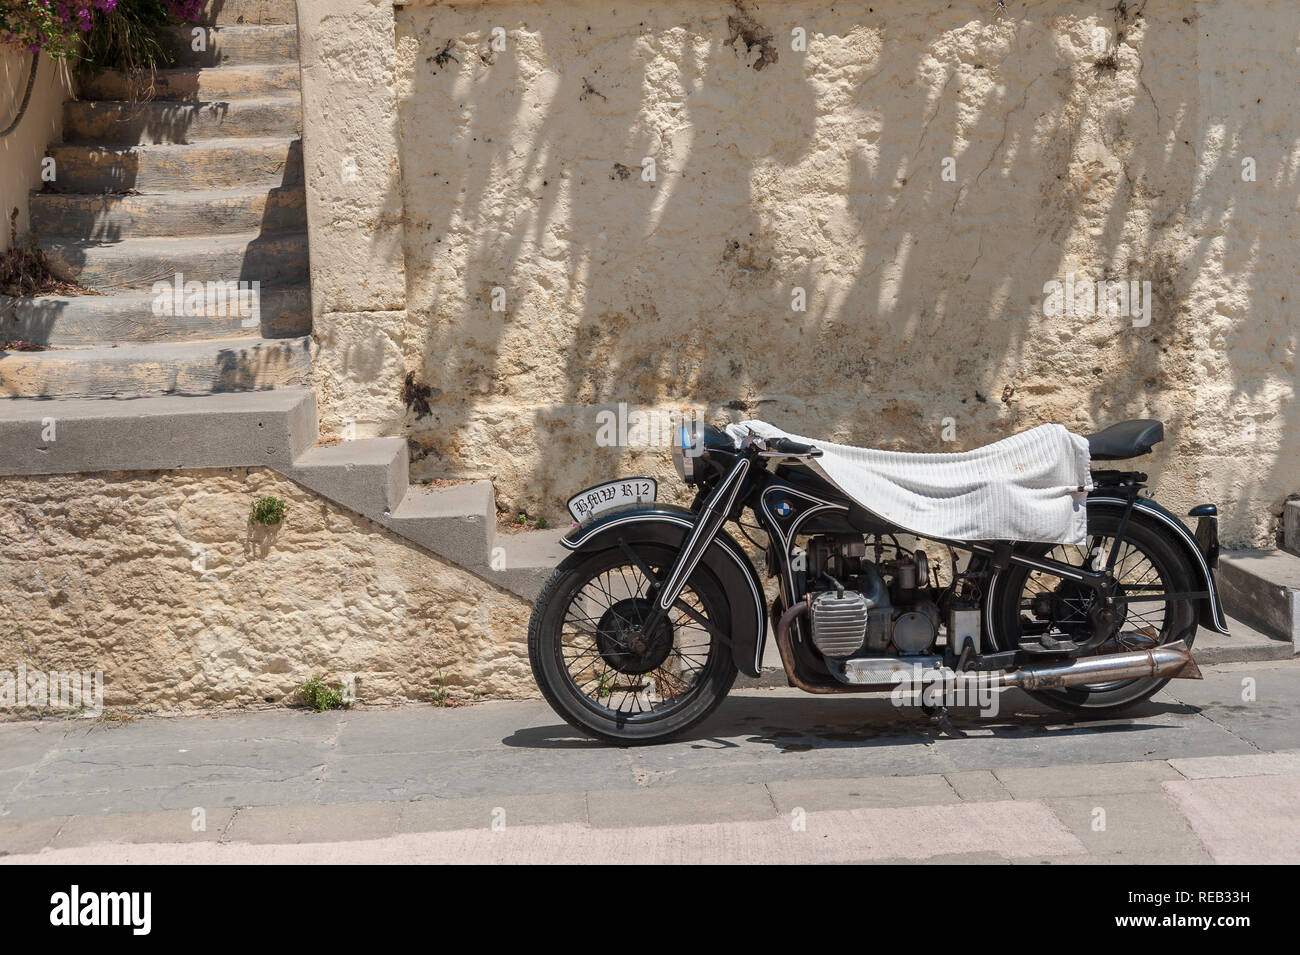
xmin=0 ymin=388 xmax=562 ymax=600
xmin=289 ymin=438 xmax=410 ymax=519
xmin=31 ymin=185 xmax=306 ymax=239
xmin=1 ymin=286 xmax=310 ymax=345
xmin=386 ymin=480 xmax=497 ymax=568
xmin=201 ymin=0 xmax=298 ymax=27
xmin=63 ymin=97 xmax=301 ymax=146
xmin=78 ymin=64 xmax=299 ymax=103
xmin=485 ymin=527 xmax=568 ymax=600
xmin=1285 ymin=499 xmax=1300 ymax=557
xmin=383 ymin=481 xmax=566 ymax=598
xmin=162 ymin=24 xmax=298 ymax=67
xmin=0 ymin=335 xmax=311 ymax=398
xmin=46 ymin=137 xmax=302 ymax=193
xmin=1217 ymin=548 xmax=1300 ymax=651
xmin=1195 ymin=615 xmax=1295 ymax=664
xmin=41 ymin=231 xmax=308 ymax=290
xmin=281 ymin=441 xmax=565 ymax=599
xmin=0 ymin=389 xmax=317 ymax=474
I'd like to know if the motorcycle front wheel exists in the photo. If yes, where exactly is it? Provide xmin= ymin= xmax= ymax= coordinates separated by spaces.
xmin=527 ymin=544 xmax=738 ymax=745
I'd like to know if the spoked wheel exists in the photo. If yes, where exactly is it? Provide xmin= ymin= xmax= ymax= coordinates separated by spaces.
xmin=528 ymin=544 xmax=737 ymax=745
xmin=989 ymin=507 xmax=1199 ymax=714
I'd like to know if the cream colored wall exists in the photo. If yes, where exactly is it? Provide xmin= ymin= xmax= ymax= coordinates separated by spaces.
xmin=0 ymin=48 xmax=71 ymax=252
xmin=362 ymin=0 xmax=1295 ymax=547
xmin=0 ymin=469 xmax=533 ymax=716
xmin=297 ymin=0 xmax=410 ymax=436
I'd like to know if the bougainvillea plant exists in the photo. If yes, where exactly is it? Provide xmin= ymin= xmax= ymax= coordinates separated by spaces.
xmin=0 ymin=0 xmax=119 ymax=57
xmin=160 ymin=0 xmax=203 ymax=21
xmin=1 ymin=0 xmax=202 ymax=62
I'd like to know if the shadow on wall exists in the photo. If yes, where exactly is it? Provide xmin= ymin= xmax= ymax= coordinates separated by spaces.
xmin=390 ymin=0 xmax=1297 ymax=546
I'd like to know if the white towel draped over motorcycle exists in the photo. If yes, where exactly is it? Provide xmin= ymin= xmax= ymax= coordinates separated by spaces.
xmin=725 ymin=420 xmax=1093 ymax=546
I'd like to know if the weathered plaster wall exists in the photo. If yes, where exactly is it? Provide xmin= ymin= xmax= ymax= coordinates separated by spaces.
xmin=0 ymin=49 xmax=72 ymax=252
xmin=0 ymin=469 xmax=533 ymax=717
xmin=366 ymin=0 xmax=1297 ymax=546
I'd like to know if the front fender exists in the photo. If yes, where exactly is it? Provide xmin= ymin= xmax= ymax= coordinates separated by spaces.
xmin=563 ymin=505 xmax=768 ymax=677
xmin=1088 ymin=495 xmax=1230 ymax=635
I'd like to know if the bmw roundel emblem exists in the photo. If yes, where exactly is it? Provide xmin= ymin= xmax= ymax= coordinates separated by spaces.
xmin=775 ymin=500 xmax=792 ymax=518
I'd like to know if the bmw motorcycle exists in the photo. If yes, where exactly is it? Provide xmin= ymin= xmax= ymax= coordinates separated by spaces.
xmin=527 ymin=419 xmax=1225 ymax=745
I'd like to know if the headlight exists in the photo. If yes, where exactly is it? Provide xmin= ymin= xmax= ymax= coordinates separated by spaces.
xmin=673 ymin=422 xmax=698 ymax=483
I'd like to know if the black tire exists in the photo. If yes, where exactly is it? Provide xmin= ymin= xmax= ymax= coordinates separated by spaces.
xmin=988 ymin=506 xmax=1199 ymax=715
xmin=527 ymin=544 xmax=738 ymax=745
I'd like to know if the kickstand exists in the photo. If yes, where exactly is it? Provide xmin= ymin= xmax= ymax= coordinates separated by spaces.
xmin=920 ymin=701 xmax=968 ymax=739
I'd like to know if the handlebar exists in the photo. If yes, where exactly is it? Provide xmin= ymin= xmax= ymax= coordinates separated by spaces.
xmin=767 ymin=436 xmax=820 ymax=456
xmin=736 ymin=428 xmax=823 ymax=458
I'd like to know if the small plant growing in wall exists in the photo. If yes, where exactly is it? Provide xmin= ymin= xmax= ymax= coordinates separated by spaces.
xmin=296 ymin=674 xmax=350 ymax=713
xmin=249 ymin=495 xmax=287 ymax=527
xmin=509 ymin=511 xmax=547 ymax=530
xmin=430 ymin=672 xmax=455 ymax=708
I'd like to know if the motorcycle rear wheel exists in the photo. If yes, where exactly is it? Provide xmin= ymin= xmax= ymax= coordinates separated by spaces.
xmin=988 ymin=507 xmax=1199 ymax=715
xmin=527 ymin=544 xmax=738 ymax=745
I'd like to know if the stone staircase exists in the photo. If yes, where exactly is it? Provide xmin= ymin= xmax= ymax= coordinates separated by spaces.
xmin=0 ymin=388 xmax=568 ymax=600
xmin=0 ymin=0 xmax=309 ymax=397
xmin=1218 ymin=499 xmax=1300 ymax=653
xmin=0 ymin=0 xmax=566 ymax=605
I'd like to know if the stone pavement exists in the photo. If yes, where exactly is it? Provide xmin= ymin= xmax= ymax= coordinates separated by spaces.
xmin=1 ymin=659 xmax=1297 ymax=864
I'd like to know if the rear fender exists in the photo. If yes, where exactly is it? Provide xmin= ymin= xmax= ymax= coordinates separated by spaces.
xmin=563 ymin=505 xmax=768 ymax=676
xmin=1088 ymin=495 xmax=1230 ymax=635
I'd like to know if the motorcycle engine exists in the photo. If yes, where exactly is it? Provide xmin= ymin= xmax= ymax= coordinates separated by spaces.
xmin=803 ymin=534 xmax=941 ymax=658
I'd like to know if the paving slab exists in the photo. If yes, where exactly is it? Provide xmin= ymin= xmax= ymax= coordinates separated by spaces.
xmin=868 ymin=851 xmax=1011 ymax=865
xmin=225 ymin=803 xmax=400 ymax=845
xmin=334 ymin=702 xmax=556 ymax=757
xmin=943 ymin=770 xmax=1014 ymax=802
xmin=1161 ymin=773 xmax=1300 ymax=864
xmin=0 ymin=802 xmax=1086 ymax=865
xmin=316 ymin=743 xmax=635 ymax=804
xmin=1163 ymin=659 xmax=1300 ymax=751
xmin=0 ymin=768 xmax=35 ymax=808
xmin=38 ymin=710 xmax=345 ymax=749
xmin=9 ymin=737 xmax=331 ymax=799
xmin=1167 ymin=750 xmax=1300 ymax=779
xmin=0 ymin=816 xmax=69 ymax=855
xmin=7 ymin=779 xmax=324 ymax=820
xmin=397 ymin=792 xmax=589 ymax=834
xmin=140 ymin=780 xmax=325 ymax=814
xmin=1044 ymin=792 xmax=1212 ymax=863
xmin=994 ymin=760 xmax=1183 ymax=799
xmin=1010 ymin=851 xmax=1212 ymax=866
xmin=764 ymin=774 xmax=958 ymax=813
xmin=924 ymin=703 xmax=1258 ymax=772
xmin=586 ymin=783 xmax=777 ymax=828
xmin=0 ymin=724 xmax=63 ymax=772
xmin=51 ymin=808 xmax=235 ymax=848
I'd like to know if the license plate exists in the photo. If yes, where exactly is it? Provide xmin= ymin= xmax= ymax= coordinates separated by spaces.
xmin=566 ymin=477 xmax=657 ymax=523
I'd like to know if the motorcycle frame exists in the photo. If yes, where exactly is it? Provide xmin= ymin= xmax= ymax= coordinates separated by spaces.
xmin=625 ymin=435 xmax=1220 ymax=680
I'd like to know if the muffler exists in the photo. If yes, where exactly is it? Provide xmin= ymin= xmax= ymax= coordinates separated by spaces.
xmin=994 ymin=639 xmax=1202 ymax=690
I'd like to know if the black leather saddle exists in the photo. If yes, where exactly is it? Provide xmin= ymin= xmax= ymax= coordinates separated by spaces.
xmin=1085 ymin=419 xmax=1164 ymax=461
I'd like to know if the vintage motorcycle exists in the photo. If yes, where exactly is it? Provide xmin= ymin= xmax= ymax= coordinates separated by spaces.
xmin=527 ymin=418 xmax=1225 ymax=744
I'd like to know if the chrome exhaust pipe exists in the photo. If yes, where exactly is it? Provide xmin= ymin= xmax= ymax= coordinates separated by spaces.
xmin=997 ymin=639 xmax=1202 ymax=691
